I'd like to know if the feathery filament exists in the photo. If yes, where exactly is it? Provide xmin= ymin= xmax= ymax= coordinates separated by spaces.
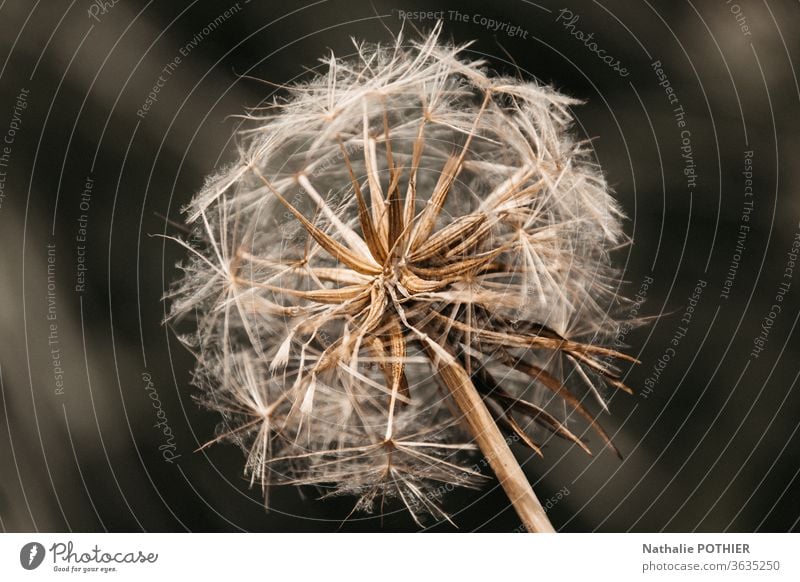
xmin=168 ymin=24 xmax=633 ymax=530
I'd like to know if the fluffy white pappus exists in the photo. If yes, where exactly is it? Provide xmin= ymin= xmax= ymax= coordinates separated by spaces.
xmin=168 ymin=23 xmax=632 ymax=526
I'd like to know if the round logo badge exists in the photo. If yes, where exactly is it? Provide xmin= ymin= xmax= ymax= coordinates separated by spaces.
xmin=20 ymin=542 xmax=46 ymax=570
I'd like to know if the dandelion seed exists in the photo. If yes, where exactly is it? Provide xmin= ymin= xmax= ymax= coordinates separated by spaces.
xmin=168 ymin=23 xmax=636 ymax=532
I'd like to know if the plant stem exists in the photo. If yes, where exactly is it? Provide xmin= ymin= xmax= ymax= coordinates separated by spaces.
xmin=435 ymin=357 xmax=556 ymax=533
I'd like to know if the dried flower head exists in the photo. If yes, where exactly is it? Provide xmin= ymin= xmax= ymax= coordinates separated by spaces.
xmin=167 ymin=24 xmax=634 ymax=532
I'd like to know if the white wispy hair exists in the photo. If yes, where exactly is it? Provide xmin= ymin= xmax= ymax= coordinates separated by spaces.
xmin=167 ymin=23 xmax=632 ymax=529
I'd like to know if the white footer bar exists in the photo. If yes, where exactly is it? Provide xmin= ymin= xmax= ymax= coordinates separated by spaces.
xmin=1 ymin=533 xmax=797 ymax=581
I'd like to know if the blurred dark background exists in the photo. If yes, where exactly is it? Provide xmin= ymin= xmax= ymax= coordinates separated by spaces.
xmin=1 ymin=0 xmax=798 ymax=532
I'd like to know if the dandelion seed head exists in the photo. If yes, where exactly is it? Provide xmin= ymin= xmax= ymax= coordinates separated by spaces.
xmin=169 ymin=24 xmax=632 ymax=525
